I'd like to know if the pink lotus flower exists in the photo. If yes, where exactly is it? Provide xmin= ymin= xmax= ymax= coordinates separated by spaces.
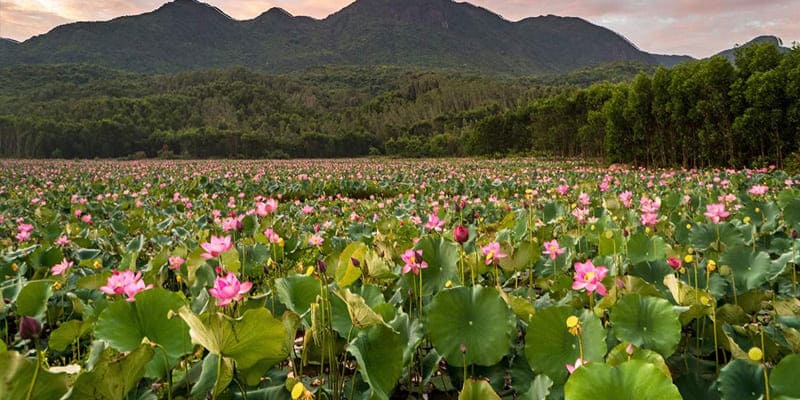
xmin=16 ymin=223 xmax=33 ymax=241
xmin=704 ymin=203 xmax=730 ymax=224
xmin=542 ymin=239 xmax=565 ymax=260
xmin=619 ymin=191 xmax=633 ymax=208
xmin=748 ymin=185 xmax=769 ymax=196
xmin=424 ymin=214 xmax=445 ymax=232
xmin=100 ymin=270 xmax=152 ymax=302
xmin=168 ymin=256 xmax=185 ymax=271
xmin=640 ymin=212 xmax=658 ymax=227
xmin=50 ymin=258 xmax=73 ymax=276
xmin=481 ymin=242 xmax=507 ymax=265
xmin=15 ymin=230 xmax=31 ymax=242
xmin=264 ymin=228 xmax=281 ymax=243
xmin=572 ymin=260 xmax=608 ymax=296
xmin=401 ymin=249 xmax=427 ymax=275
xmin=667 ymin=257 xmax=682 ymax=271
xmin=255 ymin=199 xmax=278 ymax=216
xmin=566 ymin=358 xmax=585 ymax=374
xmin=308 ymin=234 xmax=324 ymax=247
xmin=209 ymin=272 xmax=252 ymax=307
xmin=200 ymin=235 xmax=233 ymax=259
xmin=578 ymin=192 xmax=590 ymax=206
xmin=221 ymin=216 xmax=242 ymax=232
xmin=302 ymin=205 xmax=315 ymax=215
xmin=55 ymin=235 xmax=70 ymax=246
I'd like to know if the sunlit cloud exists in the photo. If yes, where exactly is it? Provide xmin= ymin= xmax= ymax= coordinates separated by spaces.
xmin=1 ymin=0 xmax=798 ymax=58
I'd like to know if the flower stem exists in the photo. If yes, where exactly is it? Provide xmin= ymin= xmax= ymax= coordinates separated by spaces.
xmin=761 ymin=327 xmax=770 ymax=400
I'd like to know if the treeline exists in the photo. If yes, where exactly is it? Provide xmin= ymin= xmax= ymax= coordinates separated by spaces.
xmin=479 ymin=43 xmax=800 ymax=167
xmin=0 ymin=64 xmax=568 ymax=159
xmin=0 ymin=47 xmax=798 ymax=167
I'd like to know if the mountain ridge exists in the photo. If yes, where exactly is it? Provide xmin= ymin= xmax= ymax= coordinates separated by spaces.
xmin=0 ymin=0 xmax=787 ymax=74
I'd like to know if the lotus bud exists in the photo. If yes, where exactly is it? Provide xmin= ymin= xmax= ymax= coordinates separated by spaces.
xmin=19 ymin=316 xmax=41 ymax=340
xmin=453 ymin=225 xmax=469 ymax=244
xmin=316 ymin=259 xmax=327 ymax=273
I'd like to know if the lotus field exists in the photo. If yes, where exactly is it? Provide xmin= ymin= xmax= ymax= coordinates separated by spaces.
xmin=3 ymin=158 xmax=800 ymax=400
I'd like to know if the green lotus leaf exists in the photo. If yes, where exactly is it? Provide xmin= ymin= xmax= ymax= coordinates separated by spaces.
xmin=70 ymin=344 xmax=155 ymax=400
xmin=564 ymin=360 xmax=681 ymax=400
xmin=690 ymin=222 xmax=744 ymax=252
xmin=95 ymin=287 xmax=191 ymax=378
xmin=176 ymin=306 xmax=288 ymax=371
xmin=0 ymin=351 xmax=69 ymax=400
xmin=347 ymin=324 xmax=404 ymax=400
xmin=627 ymin=233 xmax=666 ymax=265
xmin=720 ymin=247 xmax=789 ymax=292
xmin=605 ymin=342 xmax=671 ymax=377
xmin=717 ymin=359 xmax=764 ymax=400
xmin=770 ymin=354 xmax=800 ymax=399
xmin=413 ymin=235 xmax=460 ymax=295
xmin=783 ymin=198 xmax=800 ymax=232
xmin=459 ymin=378 xmax=501 ymax=400
xmin=611 ymin=294 xmax=681 ymax=357
xmin=15 ymin=280 xmax=53 ymax=318
xmin=336 ymin=241 xmax=367 ymax=287
xmin=426 ymin=285 xmax=515 ymax=367
xmin=525 ymin=306 xmax=607 ymax=385
xmin=191 ymin=353 xmax=234 ymax=400
xmin=275 ymin=274 xmax=321 ymax=319
xmin=48 ymin=319 xmax=88 ymax=351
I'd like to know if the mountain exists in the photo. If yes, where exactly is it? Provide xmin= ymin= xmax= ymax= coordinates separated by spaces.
xmin=1 ymin=0 xmax=683 ymax=74
xmin=0 ymin=38 xmax=19 ymax=52
xmin=714 ymin=35 xmax=790 ymax=63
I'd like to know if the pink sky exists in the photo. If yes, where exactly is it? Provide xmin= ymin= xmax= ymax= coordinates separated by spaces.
xmin=1 ymin=0 xmax=797 ymax=57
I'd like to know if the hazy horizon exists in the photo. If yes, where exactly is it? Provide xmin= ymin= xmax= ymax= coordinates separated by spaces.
xmin=1 ymin=0 xmax=798 ymax=58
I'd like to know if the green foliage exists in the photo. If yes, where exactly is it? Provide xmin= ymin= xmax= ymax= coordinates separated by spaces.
xmin=564 ymin=360 xmax=682 ymax=400
xmin=0 ymin=351 xmax=69 ymax=400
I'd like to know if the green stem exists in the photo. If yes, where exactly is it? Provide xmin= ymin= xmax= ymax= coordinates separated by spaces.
xmin=25 ymin=351 xmax=42 ymax=400
xmin=761 ymin=328 xmax=770 ymax=400
xmin=211 ymin=352 xmax=222 ymax=400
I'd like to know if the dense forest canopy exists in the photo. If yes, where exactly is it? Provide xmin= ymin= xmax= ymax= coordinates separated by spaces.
xmin=0 ymin=43 xmax=798 ymax=168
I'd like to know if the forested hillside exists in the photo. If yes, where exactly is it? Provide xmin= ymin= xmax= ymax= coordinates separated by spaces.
xmin=0 ymin=44 xmax=797 ymax=168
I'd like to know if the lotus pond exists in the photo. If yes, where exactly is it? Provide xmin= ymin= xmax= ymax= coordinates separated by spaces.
xmin=1 ymin=158 xmax=800 ymax=399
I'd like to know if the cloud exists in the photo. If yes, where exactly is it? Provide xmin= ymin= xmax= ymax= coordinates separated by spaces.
xmin=1 ymin=0 xmax=798 ymax=58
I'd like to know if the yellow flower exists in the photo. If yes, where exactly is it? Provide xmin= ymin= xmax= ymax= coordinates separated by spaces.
xmin=53 ymin=282 xmax=62 ymax=290
xmin=291 ymin=383 xmax=305 ymax=400
xmin=566 ymin=316 xmax=581 ymax=336
xmin=278 ymin=238 xmax=285 ymax=248
xmin=755 ymin=207 xmax=761 ymax=213
xmin=445 ymin=280 xmax=453 ymax=288
xmin=93 ymin=260 xmax=102 ymax=269
xmin=566 ymin=316 xmax=579 ymax=328
xmin=707 ymin=260 xmax=717 ymax=272
xmin=686 ymin=223 xmax=692 ymax=230
xmin=176 ymin=275 xmax=183 ymax=283
xmin=700 ymin=296 xmax=711 ymax=306
xmin=684 ymin=254 xmax=694 ymax=263
xmin=645 ymin=227 xmax=651 ymax=234
xmin=687 ymin=247 xmax=694 ymax=254
xmin=11 ymin=263 xmax=18 ymax=272
xmin=743 ymin=216 xmax=751 ymax=224
xmin=748 ymin=347 xmax=763 ymax=362
xmin=305 ymin=266 xmax=315 ymax=276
